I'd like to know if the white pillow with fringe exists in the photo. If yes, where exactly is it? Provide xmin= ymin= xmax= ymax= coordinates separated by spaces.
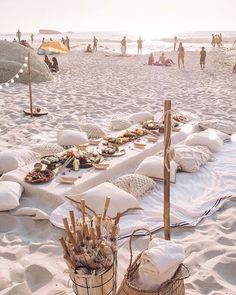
xmin=57 ymin=130 xmax=88 ymax=146
xmin=135 ymin=156 xmax=178 ymax=183
xmin=112 ymin=174 xmax=156 ymax=198
xmin=129 ymin=111 xmax=154 ymax=124
xmin=79 ymin=123 xmax=106 ymax=139
xmin=31 ymin=143 xmax=64 ymax=157
xmin=184 ymin=132 xmax=223 ymax=152
xmin=66 ymin=182 xmax=141 ymax=218
xmin=0 ymin=181 xmax=24 ymax=211
xmin=0 ymin=149 xmax=40 ymax=174
xmin=199 ymin=119 xmax=236 ymax=135
xmin=110 ymin=119 xmax=131 ymax=131
xmin=174 ymin=144 xmax=213 ymax=173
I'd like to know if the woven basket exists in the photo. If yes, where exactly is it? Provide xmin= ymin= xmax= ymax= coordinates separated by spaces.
xmin=117 ymin=228 xmax=189 ymax=295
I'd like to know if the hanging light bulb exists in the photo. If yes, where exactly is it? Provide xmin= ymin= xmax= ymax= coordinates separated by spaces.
xmin=25 ymin=56 xmax=28 ymax=61
xmin=23 ymin=63 xmax=27 ymax=68
xmin=5 ymin=82 xmax=10 ymax=87
xmin=0 ymin=85 xmax=3 ymax=90
xmin=19 ymin=69 xmax=23 ymax=73
xmin=10 ymin=79 xmax=14 ymax=83
xmin=15 ymin=74 xmax=19 ymax=79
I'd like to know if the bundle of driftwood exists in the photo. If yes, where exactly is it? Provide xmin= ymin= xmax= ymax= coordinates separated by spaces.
xmin=59 ymin=197 xmax=119 ymax=294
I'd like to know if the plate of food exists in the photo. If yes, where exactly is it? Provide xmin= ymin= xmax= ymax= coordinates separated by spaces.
xmin=142 ymin=120 xmax=159 ymax=130
xmin=100 ymin=145 xmax=126 ymax=157
xmin=25 ymin=168 xmax=54 ymax=184
xmin=173 ymin=114 xmax=190 ymax=123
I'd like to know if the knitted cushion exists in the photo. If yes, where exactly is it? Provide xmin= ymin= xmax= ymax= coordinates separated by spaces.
xmin=79 ymin=123 xmax=106 ymax=139
xmin=199 ymin=119 xmax=236 ymax=135
xmin=174 ymin=144 xmax=213 ymax=173
xmin=112 ymin=174 xmax=156 ymax=198
xmin=31 ymin=143 xmax=64 ymax=157
xmin=110 ymin=119 xmax=131 ymax=131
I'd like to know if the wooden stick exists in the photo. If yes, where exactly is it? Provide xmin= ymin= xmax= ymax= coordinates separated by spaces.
xmin=89 ymin=227 xmax=96 ymax=247
xmin=163 ymin=100 xmax=171 ymax=240
xmin=69 ymin=210 xmax=76 ymax=233
xmin=28 ymin=51 xmax=33 ymax=117
xmin=59 ymin=237 xmax=69 ymax=255
xmin=81 ymin=199 xmax=86 ymax=226
xmin=114 ymin=212 xmax=121 ymax=225
xmin=103 ymin=197 xmax=111 ymax=220
xmin=63 ymin=218 xmax=78 ymax=250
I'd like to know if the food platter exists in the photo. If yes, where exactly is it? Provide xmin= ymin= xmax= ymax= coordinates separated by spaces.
xmin=100 ymin=145 xmax=126 ymax=157
xmin=25 ymin=169 xmax=54 ymax=184
xmin=142 ymin=120 xmax=160 ymax=130
xmin=23 ymin=107 xmax=48 ymax=117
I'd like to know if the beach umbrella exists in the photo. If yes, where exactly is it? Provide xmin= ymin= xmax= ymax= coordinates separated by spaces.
xmin=37 ymin=41 xmax=69 ymax=55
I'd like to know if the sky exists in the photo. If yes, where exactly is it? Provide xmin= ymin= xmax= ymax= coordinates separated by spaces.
xmin=0 ymin=0 xmax=235 ymax=37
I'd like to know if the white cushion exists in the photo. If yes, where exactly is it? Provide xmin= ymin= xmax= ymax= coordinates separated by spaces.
xmin=112 ymin=174 xmax=156 ymax=198
xmin=174 ymin=144 xmax=213 ymax=173
xmin=66 ymin=182 xmax=140 ymax=218
xmin=129 ymin=111 xmax=154 ymax=124
xmin=110 ymin=119 xmax=131 ymax=131
xmin=57 ymin=130 xmax=89 ymax=146
xmin=135 ymin=156 xmax=178 ymax=183
xmin=79 ymin=123 xmax=106 ymax=139
xmin=31 ymin=143 xmax=64 ymax=157
xmin=0 ymin=181 xmax=24 ymax=211
xmin=184 ymin=133 xmax=223 ymax=152
xmin=199 ymin=119 xmax=236 ymax=135
xmin=0 ymin=149 xmax=39 ymax=175
xmin=201 ymin=128 xmax=230 ymax=142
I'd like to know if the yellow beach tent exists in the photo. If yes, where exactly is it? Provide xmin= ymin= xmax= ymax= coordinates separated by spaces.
xmin=37 ymin=41 xmax=69 ymax=55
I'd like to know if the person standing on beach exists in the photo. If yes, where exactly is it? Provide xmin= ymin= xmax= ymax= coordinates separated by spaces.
xmin=93 ymin=36 xmax=98 ymax=51
xmin=30 ymin=33 xmax=34 ymax=44
xmin=233 ymin=63 xmax=236 ymax=73
xmin=120 ymin=36 xmax=127 ymax=56
xmin=66 ymin=36 xmax=70 ymax=50
xmin=137 ymin=36 xmax=143 ymax=55
xmin=219 ymin=33 xmax=223 ymax=47
xmin=200 ymin=47 xmax=206 ymax=70
xmin=174 ymin=36 xmax=178 ymax=51
xmin=211 ymin=34 xmax=215 ymax=47
xmin=16 ymin=29 xmax=21 ymax=43
xmin=42 ymin=37 xmax=45 ymax=43
xmin=177 ymin=42 xmax=185 ymax=69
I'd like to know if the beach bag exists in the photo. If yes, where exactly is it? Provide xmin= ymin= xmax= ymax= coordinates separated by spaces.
xmin=117 ymin=228 xmax=189 ymax=295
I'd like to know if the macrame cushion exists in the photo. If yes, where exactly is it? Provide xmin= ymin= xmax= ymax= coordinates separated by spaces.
xmin=0 ymin=149 xmax=40 ymax=174
xmin=129 ymin=111 xmax=154 ymax=124
xmin=112 ymin=174 xmax=156 ymax=198
xmin=79 ymin=123 xmax=106 ymax=139
xmin=201 ymin=128 xmax=230 ymax=142
xmin=110 ymin=119 xmax=131 ymax=131
xmin=199 ymin=119 xmax=236 ymax=135
xmin=31 ymin=143 xmax=64 ymax=157
xmin=135 ymin=156 xmax=178 ymax=183
xmin=174 ymin=144 xmax=213 ymax=173
xmin=57 ymin=130 xmax=89 ymax=146
xmin=184 ymin=132 xmax=223 ymax=152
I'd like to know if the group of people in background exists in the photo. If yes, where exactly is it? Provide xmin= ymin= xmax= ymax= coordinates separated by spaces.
xmin=44 ymin=55 xmax=59 ymax=72
xmin=85 ymin=36 xmax=98 ymax=53
xmin=211 ymin=33 xmax=223 ymax=47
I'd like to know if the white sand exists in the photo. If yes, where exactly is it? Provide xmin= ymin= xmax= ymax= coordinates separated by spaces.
xmin=0 ymin=48 xmax=236 ymax=294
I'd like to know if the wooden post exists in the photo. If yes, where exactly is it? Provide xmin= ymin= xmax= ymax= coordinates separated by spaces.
xmin=163 ymin=100 xmax=172 ymax=240
xmin=28 ymin=51 xmax=33 ymax=117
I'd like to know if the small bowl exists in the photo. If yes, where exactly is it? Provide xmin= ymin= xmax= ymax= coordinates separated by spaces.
xmin=93 ymin=163 xmax=110 ymax=170
xmin=89 ymin=138 xmax=102 ymax=145
xmin=134 ymin=142 xmax=146 ymax=149
xmin=147 ymin=137 xmax=158 ymax=143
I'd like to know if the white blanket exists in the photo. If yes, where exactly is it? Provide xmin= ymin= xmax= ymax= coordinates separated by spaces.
xmin=50 ymin=142 xmax=236 ymax=239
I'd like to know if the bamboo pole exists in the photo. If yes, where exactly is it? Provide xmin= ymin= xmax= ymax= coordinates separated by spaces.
xmin=163 ymin=100 xmax=172 ymax=240
xmin=28 ymin=51 xmax=33 ymax=117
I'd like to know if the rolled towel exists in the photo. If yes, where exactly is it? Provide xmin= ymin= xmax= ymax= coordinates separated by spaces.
xmin=133 ymin=238 xmax=185 ymax=290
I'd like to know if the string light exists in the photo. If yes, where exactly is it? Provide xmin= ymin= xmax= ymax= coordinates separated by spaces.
xmin=231 ymin=134 xmax=236 ymax=143
xmin=0 ymin=56 xmax=28 ymax=90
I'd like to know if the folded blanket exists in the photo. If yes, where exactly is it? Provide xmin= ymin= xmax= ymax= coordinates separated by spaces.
xmin=133 ymin=238 xmax=185 ymax=289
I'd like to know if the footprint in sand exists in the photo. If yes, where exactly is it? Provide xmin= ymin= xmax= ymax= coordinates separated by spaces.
xmin=25 ymin=264 xmax=53 ymax=292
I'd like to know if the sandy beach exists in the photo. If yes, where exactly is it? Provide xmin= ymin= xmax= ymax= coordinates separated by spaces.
xmin=0 ymin=46 xmax=236 ymax=295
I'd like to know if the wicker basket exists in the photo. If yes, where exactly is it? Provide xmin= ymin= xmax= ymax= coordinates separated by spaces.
xmin=70 ymin=253 xmax=117 ymax=295
xmin=117 ymin=228 xmax=189 ymax=295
